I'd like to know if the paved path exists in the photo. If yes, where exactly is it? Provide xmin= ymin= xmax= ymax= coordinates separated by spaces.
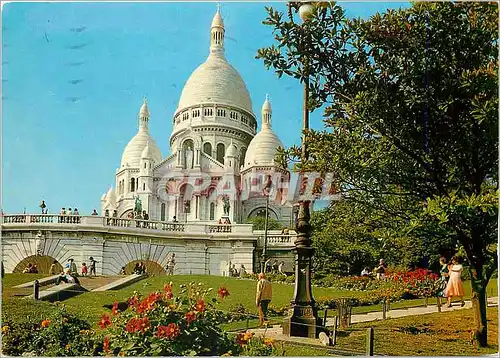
xmin=248 ymin=297 xmax=498 ymax=349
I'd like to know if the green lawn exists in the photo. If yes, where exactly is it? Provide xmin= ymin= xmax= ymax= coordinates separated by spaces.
xmin=3 ymin=274 xmax=496 ymax=324
xmin=2 ymin=274 xmax=498 ymax=356
xmin=334 ymin=307 xmax=498 ymax=356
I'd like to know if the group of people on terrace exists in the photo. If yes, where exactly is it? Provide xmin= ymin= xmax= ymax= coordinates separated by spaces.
xmin=264 ymin=259 xmax=287 ymax=276
xmin=228 ymin=261 xmax=246 ymax=277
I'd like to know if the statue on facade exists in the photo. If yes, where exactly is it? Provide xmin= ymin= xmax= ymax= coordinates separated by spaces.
xmin=185 ymin=146 xmax=194 ymax=169
xmin=222 ymin=195 xmax=230 ymax=215
xmin=134 ymin=196 xmax=142 ymax=216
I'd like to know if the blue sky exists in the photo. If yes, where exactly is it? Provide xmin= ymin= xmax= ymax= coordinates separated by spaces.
xmin=2 ymin=1 xmax=409 ymax=215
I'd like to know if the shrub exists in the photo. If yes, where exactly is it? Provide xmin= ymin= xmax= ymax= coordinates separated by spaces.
xmin=389 ymin=269 xmax=440 ymax=298
xmin=234 ymin=331 xmax=285 ymax=356
xmin=95 ymin=282 xmax=239 ymax=356
xmin=2 ymin=299 xmax=98 ymax=356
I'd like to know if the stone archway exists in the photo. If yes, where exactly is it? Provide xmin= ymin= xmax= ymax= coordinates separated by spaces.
xmin=13 ymin=255 xmax=63 ymax=274
xmin=124 ymin=260 xmax=166 ymax=276
xmin=247 ymin=206 xmax=279 ymax=221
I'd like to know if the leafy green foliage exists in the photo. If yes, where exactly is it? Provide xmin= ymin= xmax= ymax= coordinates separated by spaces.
xmin=258 ymin=1 xmax=498 ymax=345
xmin=2 ymin=299 xmax=98 ymax=356
xmin=246 ymin=216 xmax=282 ymax=230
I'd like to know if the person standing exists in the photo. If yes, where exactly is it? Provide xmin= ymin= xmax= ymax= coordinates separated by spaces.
xmin=91 ymin=209 xmax=99 ymax=216
xmin=49 ymin=260 xmax=58 ymax=275
xmin=256 ymin=273 xmax=272 ymax=326
xmin=375 ymin=259 xmax=388 ymax=280
xmin=166 ymin=254 xmax=176 ymax=275
xmin=227 ymin=261 xmax=233 ymax=277
xmin=69 ymin=258 xmax=78 ymax=275
xmin=81 ymin=262 xmax=88 ymax=276
xmin=40 ymin=200 xmax=47 ymax=214
xmin=89 ymin=257 xmax=97 ymax=276
xmin=444 ymin=256 xmax=465 ymax=307
xmin=59 ymin=207 xmax=66 ymax=223
xmin=278 ymin=261 xmax=286 ymax=277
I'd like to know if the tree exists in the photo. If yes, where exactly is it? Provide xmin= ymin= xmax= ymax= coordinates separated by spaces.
xmin=311 ymin=204 xmax=381 ymax=276
xmin=257 ymin=2 xmax=498 ymax=346
xmin=246 ymin=216 xmax=282 ymax=231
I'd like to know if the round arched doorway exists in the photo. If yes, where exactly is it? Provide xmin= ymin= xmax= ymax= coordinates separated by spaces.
xmin=124 ymin=260 xmax=166 ymax=276
xmin=13 ymin=255 xmax=63 ymax=274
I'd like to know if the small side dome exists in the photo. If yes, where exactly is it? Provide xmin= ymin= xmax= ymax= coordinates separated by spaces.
xmin=244 ymin=130 xmax=283 ymax=167
xmin=225 ymin=142 xmax=237 ymax=157
xmin=141 ymin=141 xmax=152 ymax=159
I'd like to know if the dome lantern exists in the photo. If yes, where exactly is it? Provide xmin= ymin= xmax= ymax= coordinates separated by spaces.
xmin=139 ymin=97 xmax=150 ymax=132
xmin=261 ymin=93 xmax=272 ymax=130
xmin=210 ymin=5 xmax=225 ymax=56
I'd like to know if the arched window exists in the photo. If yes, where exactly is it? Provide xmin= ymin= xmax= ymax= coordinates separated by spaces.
xmin=144 ymin=163 xmax=147 ymax=169
xmin=143 ymin=183 xmax=146 ymax=191
xmin=216 ymin=143 xmax=225 ymax=164
xmin=210 ymin=202 xmax=215 ymax=220
xmin=239 ymin=147 xmax=247 ymax=165
xmin=130 ymin=178 xmax=135 ymax=192
xmin=203 ymin=142 xmax=212 ymax=156
xmin=136 ymin=178 xmax=139 ymax=191
xmin=161 ymin=203 xmax=166 ymax=221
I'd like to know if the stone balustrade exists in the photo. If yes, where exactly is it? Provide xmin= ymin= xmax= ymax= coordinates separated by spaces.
xmin=1 ymin=214 xmax=296 ymax=246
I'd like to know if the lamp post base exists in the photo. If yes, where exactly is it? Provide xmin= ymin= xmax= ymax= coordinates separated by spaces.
xmin=283 ymin=307 xmax=323 ymax=338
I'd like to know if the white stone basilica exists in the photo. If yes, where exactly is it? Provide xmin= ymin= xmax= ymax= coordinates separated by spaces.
xmin=100 ymin=8 xmax=293 ymax=227
xmin=1 ymin=8 xmax=298 ymax=277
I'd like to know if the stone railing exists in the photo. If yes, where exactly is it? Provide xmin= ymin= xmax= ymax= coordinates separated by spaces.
xmin=1 ymin=214 xmax=294 ymax=247
xmin=205 ymin=224 xmax=232 ymax=234
xmin=0 ymin=214 xmax=255 ymax=237
xmin=258 ymin=234 xmax=296 ymax=247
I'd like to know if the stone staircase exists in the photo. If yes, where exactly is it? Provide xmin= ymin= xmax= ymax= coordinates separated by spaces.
xmin=77 ymin=276 xmax=123 ymax=291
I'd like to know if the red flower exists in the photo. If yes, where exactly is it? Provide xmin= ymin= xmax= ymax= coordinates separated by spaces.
xmin=218 ymin=286 xmax=230 ymax=299
xmin=128 ymin=295 xmax=138 ymax=308
xmin=185 ymin=311 xmax=196 ymax=324
xmin=111 ymin=301 xmax=119 ymax=315
xmin=164 ymin=290 xmax=173 ymax=300
xmin=163 ymin=283 xmax=172 ymax=293
xmin=125 ymin=318 xmax=138 ymax=333
xmin=156 ymin=325 xmax=169 ymax=338
xmin=41 ymin=319 xmax=51 ymax=328
xmin=156 ymin=323 xmax=180 ymax=339
xmin=98 ymin=314 xmax=112 ymax=329
xmin=195 ymin=299 xmax=206 ymax=313
xmin=103 ymin=335 xmax=110 ymax=353
xmin=164 ymin=323 xmax=180 ymax=339
xmin=136 ymin=317 xmax=151 ymax=332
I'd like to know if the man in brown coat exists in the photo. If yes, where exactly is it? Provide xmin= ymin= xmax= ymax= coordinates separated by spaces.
xmin=256 ymin=273 xmax=272 ymax=326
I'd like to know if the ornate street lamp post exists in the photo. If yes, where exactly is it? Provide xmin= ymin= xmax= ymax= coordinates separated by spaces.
xmin=283 ymin=1 xmax=322 ymax=338
xmin=260 ymin=174 xmax=272 ymax=273
xmin=260 ymin=193 xmax=270 ymax=273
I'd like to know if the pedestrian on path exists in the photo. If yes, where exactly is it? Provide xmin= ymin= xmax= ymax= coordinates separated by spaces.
xmin=89 ymin=257 xmax=97 ymax=276
xmin=444 ymin=256 xmax=465 ymax=307
xmin=437 ymin=256 xmax=449 ymax=297
xmin=256 ymin=273 xmax=272 ymax=327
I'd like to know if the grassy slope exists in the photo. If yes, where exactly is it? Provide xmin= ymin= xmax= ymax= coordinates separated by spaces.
xmin=2 ymin=274 xmax=498 ymax=356
xmin=60 ymin=275 xmax=498 ymax=322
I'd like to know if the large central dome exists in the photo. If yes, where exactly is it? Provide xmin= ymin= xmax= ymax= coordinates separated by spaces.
xmin=177 ymin=55 xmax=253 ymax=113
xmin=176 ymin=8 xmax=253 ymax=115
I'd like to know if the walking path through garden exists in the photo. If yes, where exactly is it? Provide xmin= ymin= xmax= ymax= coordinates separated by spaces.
xmin=248 ymin=296 xmax=498 ymax=349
